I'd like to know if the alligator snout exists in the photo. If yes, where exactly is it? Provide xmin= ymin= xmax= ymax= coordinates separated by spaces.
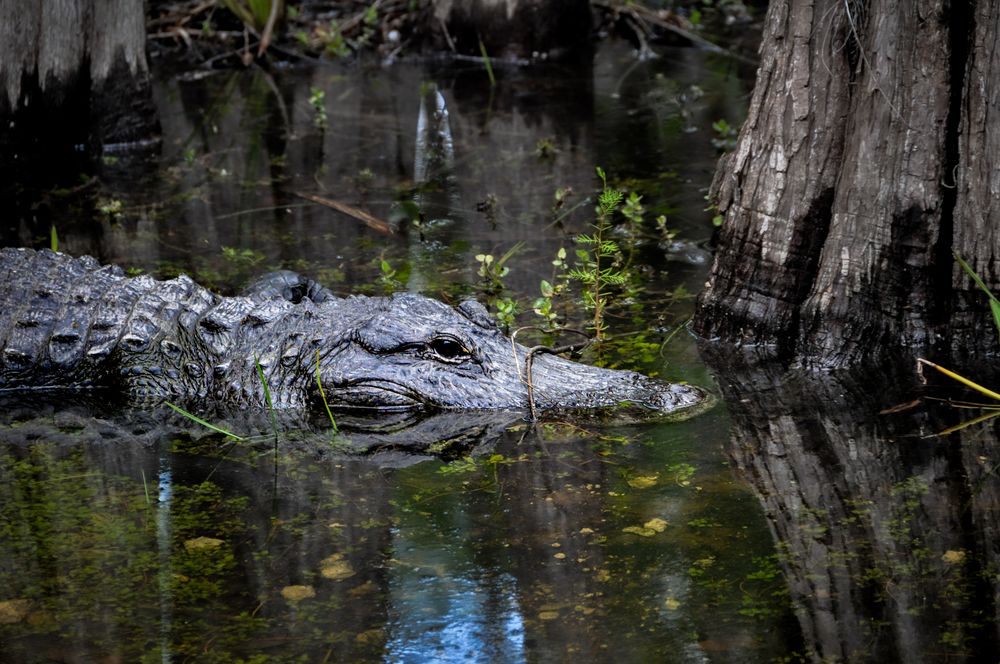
xmin=521 ymin=351 xmax=711 ymax=418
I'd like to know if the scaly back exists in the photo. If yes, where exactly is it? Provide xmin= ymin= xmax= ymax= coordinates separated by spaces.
xmin=0 ymin=248 xmax=218 ymax=393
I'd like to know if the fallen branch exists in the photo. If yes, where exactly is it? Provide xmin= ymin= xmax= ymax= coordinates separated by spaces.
xmin=294 ymin=191 xmax=394 ymax=235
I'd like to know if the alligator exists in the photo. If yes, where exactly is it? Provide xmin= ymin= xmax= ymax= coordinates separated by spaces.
xmin=0 ymin=248 xmax=708 ymax=417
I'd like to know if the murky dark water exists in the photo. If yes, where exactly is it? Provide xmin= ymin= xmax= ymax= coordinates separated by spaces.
xmin=3 ymin=38 xmax=998 ymax=663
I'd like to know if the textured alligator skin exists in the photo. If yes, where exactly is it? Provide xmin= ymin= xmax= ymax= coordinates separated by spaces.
xmin=0 ymin=248 xmax=708 ymax=416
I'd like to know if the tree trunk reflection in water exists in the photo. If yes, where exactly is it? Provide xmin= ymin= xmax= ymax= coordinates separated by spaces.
xmin=708 ymin=354 xmax=1000 ymax=661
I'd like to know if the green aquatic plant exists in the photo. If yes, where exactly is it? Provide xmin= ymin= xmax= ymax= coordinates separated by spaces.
xmin=566 ymin=167 xmax=630 ymax=339
xmin=475 ymin=243 xmax=523 ymax=330
xmin=309 ymin=86 xmax=327 ymax=129
xmin=296 ymin=5 xmax=377 ymax=59
xmin=221 ymin=246 xmax=266 ymax=266
xmin=475 ymin=243 xmax=522 ymax=295
xmin=710 ymin=118 xmax=738 ymax=152
xmin=377 ymin=256 xmax=403 ymax=293
xmin=535 ymin=137 xmax=557 ymax=159
xmin=917 ymin=359 xmax=1000 ymax=404
xmin=531 ymin=248 xmax=571 ymax=332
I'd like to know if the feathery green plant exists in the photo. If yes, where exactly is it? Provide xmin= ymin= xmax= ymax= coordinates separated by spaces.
xmin=566 ymin=167 xmax=629 ymax=339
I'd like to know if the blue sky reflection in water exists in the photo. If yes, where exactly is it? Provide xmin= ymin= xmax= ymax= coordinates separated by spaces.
xmin=384 ymin=566 xmax=525 ymax=663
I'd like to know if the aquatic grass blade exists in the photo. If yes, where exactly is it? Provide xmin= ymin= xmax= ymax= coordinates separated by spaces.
xmin=478 ymin=38 xmax=496 ymax=87
xmin=917 ymin=358 xmax=1000 ymax=403
xmin=315 ymin=350 xmax=338 ymax=433
xmin=929 ymin=409 xmax=1000 ymax=438
xmin=50 ymin=225 xmax=58 ymax=252
xmin=990 ymin=300 xmax=1000 ymax=342
xmin=254 ymin=354 xmax=275 ymax=411
xmin=164 ymin=401 xmax=245 ymax=441
xmin=248 ymin=0 xmax=273 ymax=27
xmin=255 ymin=355 xmax=279 ymax=439
xmin=954 ymin=251 xmax=1000 ymax=341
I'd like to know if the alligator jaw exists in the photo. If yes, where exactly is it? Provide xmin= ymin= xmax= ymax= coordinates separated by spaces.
xmin=326 ymin=380 xmax=426 ymax=411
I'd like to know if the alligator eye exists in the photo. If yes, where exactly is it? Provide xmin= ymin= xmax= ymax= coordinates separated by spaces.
xmin=427 ymin=336 xmax=469 ymax=363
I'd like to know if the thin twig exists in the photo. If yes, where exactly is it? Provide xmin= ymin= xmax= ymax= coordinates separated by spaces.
xmin=295 ymin=191 xmax=394 ymax=235
xmin=511 ymin=327 xmax=591 ymax=420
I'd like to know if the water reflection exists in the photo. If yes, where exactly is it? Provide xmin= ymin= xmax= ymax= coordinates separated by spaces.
xmin=709 ymin=353 xmax=1000 ymax=661
xmin=0 ymin=385 xmax=803 ymax=661
xmin=2 ymin=42 xmax=737 ymax=303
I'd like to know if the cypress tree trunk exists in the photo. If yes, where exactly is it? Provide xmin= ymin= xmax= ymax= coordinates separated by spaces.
xmin=0 ymin=0 xmax=159 ymax=150
xmin=695 ymin=1 xmax=997 ymax=367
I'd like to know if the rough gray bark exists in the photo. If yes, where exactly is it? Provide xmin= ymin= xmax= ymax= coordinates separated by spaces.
xmin=0 ymin=0 xmax=158 ymax=147
xmin=695 ymin=1 xmax=997 ymax=366
xmin=431 ymin=0 xmax=592 ymax=60
xmin=950 ymin=0 xmax=1000 ymax=350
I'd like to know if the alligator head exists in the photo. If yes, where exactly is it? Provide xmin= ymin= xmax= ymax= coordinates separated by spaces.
xmin=302 ymin=293 xmax=708 ymax=418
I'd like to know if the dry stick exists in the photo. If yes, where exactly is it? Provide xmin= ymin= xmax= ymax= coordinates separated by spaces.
xmin=511 ymin=327 xmax=591 ymax=420
xmin=294 ymin=191 xmax=394 ymax=235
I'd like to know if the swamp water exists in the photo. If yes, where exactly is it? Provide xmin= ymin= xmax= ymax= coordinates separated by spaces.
xmin=2 ymin=41 xmax=998 ymax=663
